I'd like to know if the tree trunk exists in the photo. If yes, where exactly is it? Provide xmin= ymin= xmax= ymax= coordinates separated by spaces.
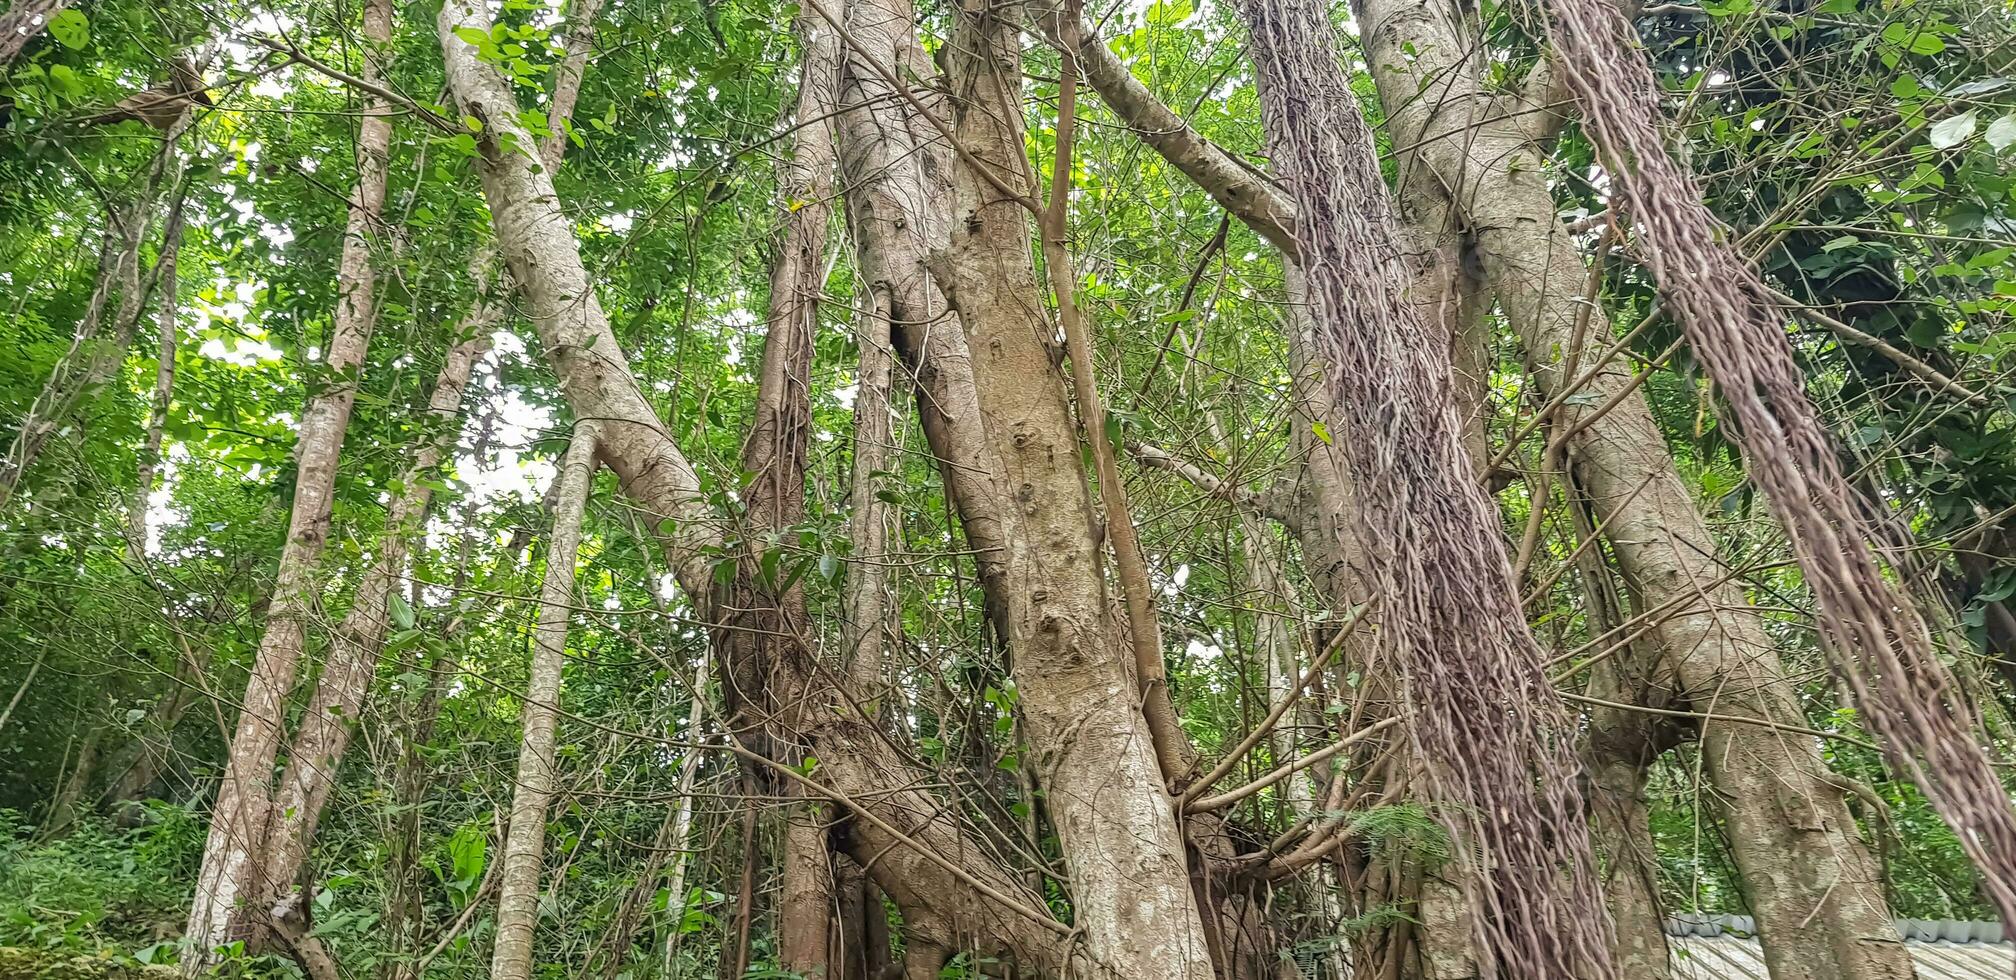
xmin=378 ymin=519 xmax=482 ymax=980
xmin=3 ymin=155 xmax=155 ymax=508
xmin=1234 ymin=1 xmax=1614 ymax=975
xmin=489 ymin=425 xmax=597 ymax=980
xmin=749 ymin=16 xmax=841 ymax=978
xmin=932 ymin=2 xmax=1215 ymax=974
xmin=442 ymin=5 xmax=1079 ymax=970
xmin=125 ymin=178 xmax=190 ymax=561
xmin=656 ymin=664 xmax=710 ymax=974
xmin=0 ymin=0 xmax=65 ymax=68
xmin=843 ymin=263 xmax=898 ymax=697
xmin=1351 ymin=1 xmax=1910 ymax=973
xmin=261 ymin=318 xmax=489 ymax=921
xmin=182 ymin=0 xmax=391 ymax=963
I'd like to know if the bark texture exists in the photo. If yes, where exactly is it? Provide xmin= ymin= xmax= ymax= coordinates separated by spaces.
xmin=1352 ymin=0 xmax=1910 ymax=974
xmin=262 ymin=316 xmax=490 ymax=914
xmin=442 ymin=6 xmax=1082 ymax=971
xmin=1234 ymin=1 xmax=1613 ymax=975
xmin=1537 ymin=0 xmax=2016 ymax=922
xmin=935 ymin=2 xmax=1215 ymax=974
xmin=489 ymin=425 xmax=597 ymax=980
xmin=0 ymin=0 xmax=64 ymax=70
xmin=182 ymin=1 xmax=391 ymax=962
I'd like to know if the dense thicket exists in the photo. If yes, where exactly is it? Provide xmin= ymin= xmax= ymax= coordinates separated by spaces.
xmin=0 ymin=0 xmax=2011 ymax=976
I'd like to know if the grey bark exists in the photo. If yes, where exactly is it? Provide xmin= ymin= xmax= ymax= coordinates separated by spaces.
xmin=442 ymin=3 xmax=1082 ymax=970
xmin=933 ymin=2 xmax=1214 ymax=973
xmin=183 ymin=0 xmax=392 ymax=962
xmin=489 ymin=425 xmax=597 ymax=980
xmin=1351 ymin=2 xmax=1909 ymax=975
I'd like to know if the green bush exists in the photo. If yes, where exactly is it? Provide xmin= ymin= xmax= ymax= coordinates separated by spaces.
xmin=0 ymin=806 xmax=201 ymax=961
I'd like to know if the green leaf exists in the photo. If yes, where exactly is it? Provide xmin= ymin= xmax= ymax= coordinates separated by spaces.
xmin=46 ymin=63 xmax=82 ymax=98
xmin=1310 ymin=421 xmax=1333 ymax=446
xmin=1881 ymin=22 xmax=1946 ymax=56
xmin=47 ymin=9 xmax=87 ymax=49
xmin=389 ymin=592 xmax=416 ymax=629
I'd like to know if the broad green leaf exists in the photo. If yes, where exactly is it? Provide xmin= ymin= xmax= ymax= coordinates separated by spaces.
xmin=47 ymin=10 xmax=87 ymax=49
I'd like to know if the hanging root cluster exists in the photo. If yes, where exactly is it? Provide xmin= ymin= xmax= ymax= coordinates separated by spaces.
xmin=1533 ymin=0 xmax=2016 ymax=921
xmin=1235 ymin=1 xmax=1616 ymax=976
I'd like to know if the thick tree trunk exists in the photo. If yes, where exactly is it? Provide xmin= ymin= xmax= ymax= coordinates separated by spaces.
xmin=442 ymin=6 xmax=1080 ymax=971
xmin=1351 ymin=2 xmax=1910 ymax=974
xmin=489 ymin=426 xmax=596 ymax=980
xmin=182 ymin=1 xmax=391 ymax=963
xmin=826 ymin=0 xmax=1023 ymax=656
xmin=1234 ymin=1 xmax=1614 ymax=975
xmin=933 ymin=2 xmax=1214 ymax=974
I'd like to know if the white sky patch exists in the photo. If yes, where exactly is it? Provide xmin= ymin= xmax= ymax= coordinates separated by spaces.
xmin=197 ymin=335 xmax=284 ymax=365
xmin=458 ymin=386 xmax=558 ymax=505
xmin=1185 ymin=638 xmax=1223 ymax=664
xmin=141 ymin=445 xmax=189 ymax=555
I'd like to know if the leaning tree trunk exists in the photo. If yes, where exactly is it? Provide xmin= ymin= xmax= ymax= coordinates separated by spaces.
xmin=181 ymin=1 xmax=392 ymax=965
xmin=2 ymin=144 xmax=161 ymax=509
xmin=124 ymin=177 xmax=190 ymax=561
xmin=489 ymin=426 xmax=597 ymax=980
xmin=440 ymin=4 xmax=1081 ymax=970
xmin=1352 ymin=0 xmax=1910 ymax=973
xmin=263 ymin=0 xmax=606 ymax=926
xmin=260 ymin=318 xmax=490 ymax=928
xmin=1540 ymin=0 xmax=2016 ymax=922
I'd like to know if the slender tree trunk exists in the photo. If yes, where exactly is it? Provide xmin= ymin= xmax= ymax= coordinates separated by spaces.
xmin=43 ymin=720 xmax=102 ymax=836
xmin=263 ymin=0 xmax=594 ymax=895
xmin=657 ymin=660 xmax=710 ymax=975
xmin=3 ymin=179 xmax=148 ymax=508
xmin=125 ymin=179 xmax=190 ymax=561
xmin=843 ymin=284 xmax=897 ymax=695
xmin=181 ymin=0 xmax=392 ymax=963
xmin=489 ymin=425 xmax=597 ymax=980
xmin=378 ymin=512 xmax=485 ymax=980
xmin=261 ymin=320 xmax=490 ymax=930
